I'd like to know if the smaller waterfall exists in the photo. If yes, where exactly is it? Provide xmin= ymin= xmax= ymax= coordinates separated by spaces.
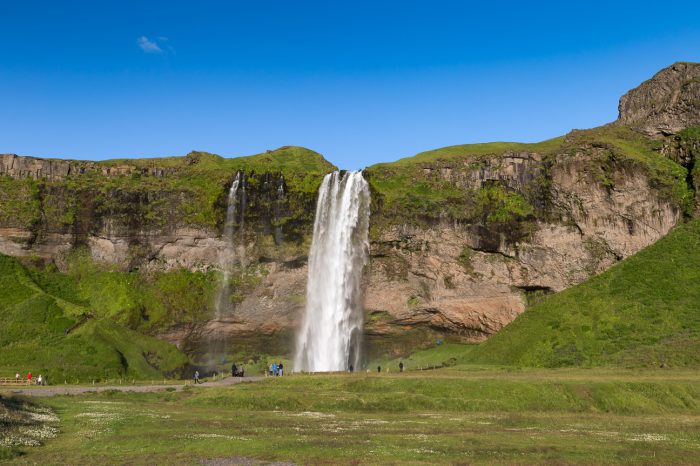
xmin=215 ymin=172 xmax=241 ymax=317
xmin=294 ymin=171 xmax=371 ymax=372
xmin=274 ymin=175 xmax=285 ymax=245
xmin=238 ymin=173 xmax=248 ymax=267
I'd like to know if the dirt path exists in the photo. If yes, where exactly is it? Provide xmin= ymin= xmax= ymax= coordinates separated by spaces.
xmin=0 ymin=375 xmax=264 ymax=397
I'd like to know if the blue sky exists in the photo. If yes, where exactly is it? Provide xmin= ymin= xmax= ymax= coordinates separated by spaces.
xmin=1 ymin=1 xmax=699 ymax=169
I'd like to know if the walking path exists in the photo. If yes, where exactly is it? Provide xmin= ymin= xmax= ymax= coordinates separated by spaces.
xmin=0 ymin=375 xmax=264 ymax=397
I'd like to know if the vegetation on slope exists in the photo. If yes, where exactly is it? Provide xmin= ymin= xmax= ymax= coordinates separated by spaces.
xmin=461 ymin=219 xmax=700 ymax=367
xmin=0 ymin=253 xmax=191 ymax=380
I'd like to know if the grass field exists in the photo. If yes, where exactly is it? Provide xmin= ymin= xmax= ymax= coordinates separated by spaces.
xmin=2 ymin=368 xmax=700 ymax=464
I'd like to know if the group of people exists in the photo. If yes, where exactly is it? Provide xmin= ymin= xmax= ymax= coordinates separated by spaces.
xmin=15 ymin=371 xmax=47 ymax=385
xmin=374 ymin=361 xmax=405 ymax=373
xmin=269 ymin=362 xmax=284 ymax=376
xmin=192 ymin=363 xmax=246 ymax=384
xmin=231 ymin=363 xmax=245 ymax=377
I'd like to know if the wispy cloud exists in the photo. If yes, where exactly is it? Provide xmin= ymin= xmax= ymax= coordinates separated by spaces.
xmin=137 ymin=36 xmax=163 ymax=54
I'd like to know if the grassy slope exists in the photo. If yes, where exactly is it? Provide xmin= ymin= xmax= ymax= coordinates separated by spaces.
xmin=0 ymin=254 xmax=188 ymax=381
xmin=4 ymin=370 xmax=700 ymax=464
xmin=397 ymin=219 xmax=700 ymax=369
xmin=466 ymin=219 xmax=700 ymax=368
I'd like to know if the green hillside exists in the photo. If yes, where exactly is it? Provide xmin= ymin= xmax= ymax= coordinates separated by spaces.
xmin=0 ymin=253 xmax=190 ymax=381
xmin=462 ymin=218 xmax=700 ymax=368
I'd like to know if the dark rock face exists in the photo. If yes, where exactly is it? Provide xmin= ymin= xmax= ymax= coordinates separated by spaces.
xmin=618 ymin=62 xmax=700 ymax=137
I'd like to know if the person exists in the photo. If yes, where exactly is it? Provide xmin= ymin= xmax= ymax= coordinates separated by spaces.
xmin=269 ymin=363 xmax=274 ymax=377
xmin=278 ymin=362 xmax=283 ymax=377
xmin=37 ymin=374 xmax=43 ymax=385
xmin=272 ymin=362 xmax=278 ymax=377
xmin=232 ymin=363 xmax=238 ymax=377
xmin=15 ymin=372 xmax=19 ymax=381
xmin=27 ymin=372 xmax=32 ymax=383
xmin=193 ymin=370 xmax=201 ymax=384
xmin=377 ymin=365 xmax=381 ymax=373
xmin=239 ymin=365 xmax=244 ymax=377
xmin=399 ymin=361 xmax=404 ymax=373
xmin=349 ymin=364 xmax=354 ymax=373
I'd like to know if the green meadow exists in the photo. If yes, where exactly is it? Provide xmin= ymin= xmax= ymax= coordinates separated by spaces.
xmin=3 ymin=369 xmax=700 ymax=464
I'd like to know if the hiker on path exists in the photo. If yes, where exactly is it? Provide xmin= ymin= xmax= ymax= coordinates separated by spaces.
xmin=239 ymin=365 xmax=244 ymax=377
xmin=399 ymin=361 xmax=404 ymax=373
xmin=232 ymin=363 xmax=238 ymax=377
xmin=193 ymin=370 xmax=201 ymax=384
xmin=27 ymin=372 xmax=32 ymax=383
xmin=377 ymin=365 xmax=381 ymax=373
xmin=278 ymin=363 xmax=283 ymax=377
xmin=37 ymin=375 xmax=43 ymax=385
xmin=15 ymin=372 xmax=19 ymax=381
xmin=272 ymin=362 xmax=278 ymax=377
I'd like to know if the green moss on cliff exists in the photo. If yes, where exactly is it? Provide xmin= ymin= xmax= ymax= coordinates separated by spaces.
xmin=0 ymin=178 xmax=40 ymax=229
xmin=367 ymin=124 xmax=692 ymax=242
xmin=566 ymin=125 xmax=691 ymax=211
xmin=1 ymin=146 xmax=335 ymax=245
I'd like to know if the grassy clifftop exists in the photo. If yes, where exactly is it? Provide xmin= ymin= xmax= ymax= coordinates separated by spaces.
xmin=365 ymin=124 xmax=693 ymax=232
xmin=0 ymin=146 xmax=336 ymax=233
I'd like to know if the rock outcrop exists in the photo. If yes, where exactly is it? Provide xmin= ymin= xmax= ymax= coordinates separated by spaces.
xmin=618 ymin=62 xmax=700 ymax=137
xmin=362 ymin=147 xmax=681 ymax=347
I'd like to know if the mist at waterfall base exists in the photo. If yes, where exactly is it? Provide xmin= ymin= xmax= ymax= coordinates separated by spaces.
xmin=294 ymin=171 xmax=371 ymax=372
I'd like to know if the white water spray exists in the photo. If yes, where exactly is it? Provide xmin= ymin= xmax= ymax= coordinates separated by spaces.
xmin=294 ymin=171 xmax=371 ymax=372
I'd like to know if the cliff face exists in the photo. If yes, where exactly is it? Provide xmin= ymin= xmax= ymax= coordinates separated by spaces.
xmin=619 ymin=62 xmax=700 ymax=137
xmin=363 ymin=144 xmax=682 ymax=346
xmin=0 ymin=63 xmax=698 ymax=360
xmin=0 ymin=148 xmax=329 ymax=271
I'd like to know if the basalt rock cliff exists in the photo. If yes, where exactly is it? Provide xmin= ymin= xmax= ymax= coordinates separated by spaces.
xmin=1 ymin=62 xmax=698 ymax=361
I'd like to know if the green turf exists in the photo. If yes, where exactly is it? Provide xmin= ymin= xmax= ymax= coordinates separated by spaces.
xmin=0 ymin=254 xmax=189 ymax=381
xmin=3 ymin=369 xmax=700 ymax=464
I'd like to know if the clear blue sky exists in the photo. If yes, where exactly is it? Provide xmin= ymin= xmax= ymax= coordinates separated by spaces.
xmin=2 ymin=1 xmax=699 ymax=169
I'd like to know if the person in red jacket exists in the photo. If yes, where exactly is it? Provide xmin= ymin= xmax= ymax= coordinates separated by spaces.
xmin=27 ymin=372 xmax=32 ymax=383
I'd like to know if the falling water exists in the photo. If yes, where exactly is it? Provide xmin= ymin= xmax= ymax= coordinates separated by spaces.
xmin=238 ymin=173 xmax=247 ymax=267
xmin=215 ymin=172 xmax=240 ymax=317
xmin=273 ymin=175 xmax=285 ymax=245
xmin=294 ymin=171 xmax=371 ymax=372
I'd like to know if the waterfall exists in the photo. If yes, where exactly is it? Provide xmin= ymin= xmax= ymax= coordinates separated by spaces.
xmin=215 ymin=172 xmax=240 ymax=317
xmin=274 ymin=175 xmax=285 ymax=245
xmin=238 ymin=173 xmax=247 ymax=267
xmin=294 ymin=171 xmax=371 ymax=372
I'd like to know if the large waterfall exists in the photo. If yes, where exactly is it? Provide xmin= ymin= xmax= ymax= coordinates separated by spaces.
xmin=294 ymin=171 xmax=371 ymax=372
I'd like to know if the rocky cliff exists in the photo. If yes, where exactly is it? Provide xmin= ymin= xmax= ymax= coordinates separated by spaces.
xmin=618 ymin=62 xmax=700 ymax=137
xmin=1 ymin=62 xmax=698 ymax=361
